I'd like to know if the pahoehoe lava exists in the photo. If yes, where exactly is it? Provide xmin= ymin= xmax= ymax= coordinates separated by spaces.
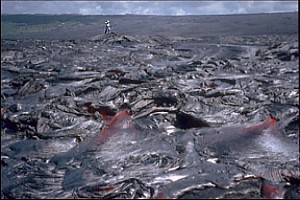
xmin=1 ymin=12 xmax=299 ymax=199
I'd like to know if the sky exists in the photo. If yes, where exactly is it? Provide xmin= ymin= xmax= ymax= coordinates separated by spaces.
xmin=1 ymin=1 xmax=298 ymax=16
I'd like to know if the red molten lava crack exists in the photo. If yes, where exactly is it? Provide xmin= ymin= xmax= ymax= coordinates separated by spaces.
xmin=93 ymin=110 xmax=132 ymax=145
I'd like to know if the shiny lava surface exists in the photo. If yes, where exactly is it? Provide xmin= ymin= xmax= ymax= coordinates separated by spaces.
xmin=1 ymin=15 xmax=299 ymax=199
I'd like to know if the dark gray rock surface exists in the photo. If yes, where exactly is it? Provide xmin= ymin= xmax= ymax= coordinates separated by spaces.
xmin=1 ymin=12 xmax=299 ymax=199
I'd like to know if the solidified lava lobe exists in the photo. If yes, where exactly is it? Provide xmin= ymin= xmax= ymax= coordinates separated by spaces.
xmin=197 ymin=116 xmax=297 ymax=160
xmin=93 ymin=110 xmax=132 ymax=145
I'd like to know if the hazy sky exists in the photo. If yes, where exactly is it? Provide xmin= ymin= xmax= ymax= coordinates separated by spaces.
xmin=1 ymin=1 xmax=298 ymax=15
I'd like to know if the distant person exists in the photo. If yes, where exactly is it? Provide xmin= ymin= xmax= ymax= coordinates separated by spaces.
xmin=104 ymin=20 xmax=111 ymax=34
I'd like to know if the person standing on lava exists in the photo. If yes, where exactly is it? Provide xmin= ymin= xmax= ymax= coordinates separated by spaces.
xmin=104 ymin=20 xmax=111 ymax=34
